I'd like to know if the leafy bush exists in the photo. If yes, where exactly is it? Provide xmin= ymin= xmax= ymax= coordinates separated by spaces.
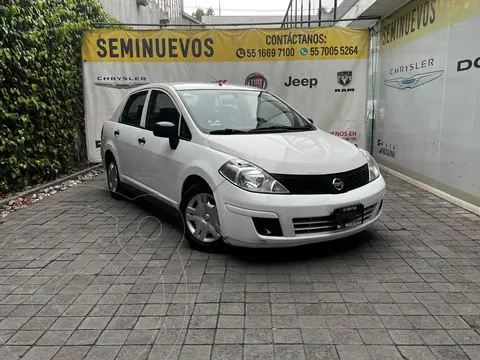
xmin=0 ymin=0 xmax=116 ymax=192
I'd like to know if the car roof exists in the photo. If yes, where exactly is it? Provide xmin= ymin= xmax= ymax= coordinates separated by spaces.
xmin=132 ymin=82 xmax=262 ymax=92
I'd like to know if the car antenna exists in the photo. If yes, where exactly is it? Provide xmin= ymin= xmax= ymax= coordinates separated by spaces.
xmin=205 ymin=70 xmax=223 ymax=86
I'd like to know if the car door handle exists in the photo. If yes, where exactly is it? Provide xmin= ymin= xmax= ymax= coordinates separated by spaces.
xmin=114 ymin=130 xmax=120 ymax=137
xmin=138 ymin=137 xmax=146 ymax=145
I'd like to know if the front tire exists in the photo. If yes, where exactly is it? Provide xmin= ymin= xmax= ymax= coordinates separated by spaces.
xmin=106 ymin=159 xmax=124 ymax=200
xmin=181 ymin=183 xmax=224 ymax=252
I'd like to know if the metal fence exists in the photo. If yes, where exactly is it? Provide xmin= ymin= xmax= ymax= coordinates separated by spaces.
xmin=281 ymin=0 xmax=338 ymax=28
xmin=281 ymin=0 xmax=379 ymax=28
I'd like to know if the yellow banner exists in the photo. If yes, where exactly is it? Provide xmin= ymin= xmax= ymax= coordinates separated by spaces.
xmin=381 ymin=0 xmax=480 ymax=52
xmin=82 ymin=28 xmax=369 ymax=63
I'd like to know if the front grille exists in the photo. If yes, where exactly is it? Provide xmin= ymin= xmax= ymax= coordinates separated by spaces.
xmin=293 ymin=203 xmax=377 ymax=235
xmin=272 ymin=163 xmax=369 ymax=195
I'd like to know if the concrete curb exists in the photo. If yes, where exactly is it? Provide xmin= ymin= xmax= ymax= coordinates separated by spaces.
xmin=0 ymin=163 xmax=104 ymax=207
xmin=380 ymin=164 xmax=480 ymax=216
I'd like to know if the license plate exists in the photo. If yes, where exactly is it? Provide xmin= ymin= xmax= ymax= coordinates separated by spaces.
xmin=333 ymin=204 xmax=364 ymax=229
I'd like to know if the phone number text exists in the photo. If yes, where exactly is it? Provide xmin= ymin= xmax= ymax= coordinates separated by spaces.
xmin=309 ymin=46 xmax=359 ymax=56
xmin=236 ymin=48 xmax=295 ymax=58
xmin=235 ymin=46 xmax=359 ymax=59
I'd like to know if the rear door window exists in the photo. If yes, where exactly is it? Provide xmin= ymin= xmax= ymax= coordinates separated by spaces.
xmin=120 ymin=91 xmax=148 ymax=127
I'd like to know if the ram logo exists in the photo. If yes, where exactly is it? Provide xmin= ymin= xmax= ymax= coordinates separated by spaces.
xmin=337 ymin=71 xmax=352 ymax=86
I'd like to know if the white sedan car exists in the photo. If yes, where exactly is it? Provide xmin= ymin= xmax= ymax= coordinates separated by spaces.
xmin=101 ymin=82 xmax=386 ymax=251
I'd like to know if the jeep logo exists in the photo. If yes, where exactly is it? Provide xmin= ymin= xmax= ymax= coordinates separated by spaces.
xmin=457 ymin=56 xmax=480 ymax=72
xmin=284 ymin=76 xmax=318 ymax=88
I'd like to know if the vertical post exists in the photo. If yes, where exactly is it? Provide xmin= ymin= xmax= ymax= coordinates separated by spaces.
xmin=318 ymin=0 xmax=322 ymax=26
xmin=282 ymin=1 xmax=291 ymax=28
xmin=295 ymin=0 xmax=298 ymax=27
xmin=290 ymin=2 xmax=293 ymax=28
xmin=333 ymin=0 xmax=337 ymax=21
xmin=308 ymin=0 xmax=311 ymax=27
xmin=300 ymin=0 xmax=303 ymax=28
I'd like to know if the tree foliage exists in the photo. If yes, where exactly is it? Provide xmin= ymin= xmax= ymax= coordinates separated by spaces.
xmin=0 ymin=0 xmax=116 ymax=192
xmin=192 ymin=7 xmax=215 ymax=21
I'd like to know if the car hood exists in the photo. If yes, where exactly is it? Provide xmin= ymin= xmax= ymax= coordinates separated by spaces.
xmin=207 ymin=130 xmax=368 ymax=174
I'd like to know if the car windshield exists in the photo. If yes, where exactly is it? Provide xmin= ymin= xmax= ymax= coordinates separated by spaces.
xmin=177 ymin=89 xmax=315 ymax=134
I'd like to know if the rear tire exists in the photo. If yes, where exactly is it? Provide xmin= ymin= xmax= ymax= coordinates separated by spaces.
xmin=106 ymin=159 xmax=124 ymax=200
xmin=181 ymin=183 xmax=224 ymax=252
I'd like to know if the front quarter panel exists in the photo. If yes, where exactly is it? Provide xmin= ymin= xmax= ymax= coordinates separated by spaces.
xmin=176 ymin=145 xmax=234 ymax=204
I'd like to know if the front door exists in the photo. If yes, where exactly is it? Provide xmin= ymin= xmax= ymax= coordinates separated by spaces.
xmin=137 ymin=89 xmax=185 ymax=205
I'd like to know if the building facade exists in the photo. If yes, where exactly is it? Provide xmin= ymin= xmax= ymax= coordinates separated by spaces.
xmin=97 ymin=0 xmax=201 ymax=27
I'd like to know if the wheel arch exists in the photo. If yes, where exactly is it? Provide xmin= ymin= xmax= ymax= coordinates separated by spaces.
xmin=104 ymin=149 xmax=115 ymax=166
xmin=103 ymin=148 xmax=124 ymax=184
xmin=179 ymin=165 xmax=224 ymax=207
xmin=181 ymin=175 xmax=211 ymax=200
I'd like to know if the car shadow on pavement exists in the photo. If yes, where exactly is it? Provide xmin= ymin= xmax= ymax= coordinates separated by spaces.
xmin=227 ymin=231 xmax=372 ymax=263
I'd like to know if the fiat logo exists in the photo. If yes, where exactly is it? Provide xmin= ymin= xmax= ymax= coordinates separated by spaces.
xmin=245 ymin=72 xmax=268 ymax=89
xmin=332 ymin=178 xmax=344 ymax=191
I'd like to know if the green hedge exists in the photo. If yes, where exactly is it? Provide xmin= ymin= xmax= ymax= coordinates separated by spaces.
xmin=0 ymin=0 xmax=116 ymax=192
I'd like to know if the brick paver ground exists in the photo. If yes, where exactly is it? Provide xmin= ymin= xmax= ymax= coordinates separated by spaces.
xmin=0 ymin=171 xmax=480 ymax=359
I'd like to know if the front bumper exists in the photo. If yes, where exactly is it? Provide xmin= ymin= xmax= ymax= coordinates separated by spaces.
xmin=214 ymin=175 xmax=386 ymax=248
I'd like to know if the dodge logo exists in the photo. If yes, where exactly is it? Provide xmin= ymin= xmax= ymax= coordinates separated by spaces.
xmin=332 ymin=178 xmax=344 ymax=191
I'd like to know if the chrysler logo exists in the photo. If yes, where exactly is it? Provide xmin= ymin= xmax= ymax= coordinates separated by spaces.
xmin=94 ymin=81 xmax=149 ymax=89
xmin=384 ymin=70 xmax=444 ymax=90
xmin=94 ymin=76 xmax=149 ymax=90
xmin=332 ymin=178 xmax=344 ymax=191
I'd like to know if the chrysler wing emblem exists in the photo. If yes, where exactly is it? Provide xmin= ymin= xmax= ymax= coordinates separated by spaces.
xmin=94 ymin=81 xmax=150 ymax=89
xmin=384 ymin=70 xmax=444 ymax=90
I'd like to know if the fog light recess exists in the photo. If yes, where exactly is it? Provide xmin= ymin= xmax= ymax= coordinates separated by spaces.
xmin=252 ymin=218 xmax=283 ymax=237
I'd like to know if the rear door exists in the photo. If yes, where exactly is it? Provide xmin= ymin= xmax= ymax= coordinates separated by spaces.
xmin=115 ymin=90 xmax=148 ymax=180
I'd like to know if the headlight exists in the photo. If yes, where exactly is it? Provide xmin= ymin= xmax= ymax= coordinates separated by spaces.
xmin=219 ymin=158 xmax=289 ymax=194
xmin=360 ymin=149 xmax=381 ymax=181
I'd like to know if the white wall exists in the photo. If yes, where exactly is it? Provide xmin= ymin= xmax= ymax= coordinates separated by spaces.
xmin=336 ymin=0 xmax=378 ymax=27
xmin=331 ymin=0 xmax=411 ymax=28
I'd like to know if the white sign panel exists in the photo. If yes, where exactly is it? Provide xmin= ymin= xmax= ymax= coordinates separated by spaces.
xmin=82 ymin=28 xmax=370 ymax=163
xmin=377 ymin=0 xmax=480 ymax=204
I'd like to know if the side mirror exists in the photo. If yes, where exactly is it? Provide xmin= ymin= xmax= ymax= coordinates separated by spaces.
xmin=153 ymin=121 xmax=177 ymax=138
xmin=307 ymin=118 xmax=314 ymax=123
xmin=153 ymin=121 xmax=179 ymax=149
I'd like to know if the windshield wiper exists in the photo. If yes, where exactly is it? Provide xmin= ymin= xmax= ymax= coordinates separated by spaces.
xmin=209 ymin=128 xmax=251 ymax=135
xmin=250 ymin=126 xmax=312 ymax=133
